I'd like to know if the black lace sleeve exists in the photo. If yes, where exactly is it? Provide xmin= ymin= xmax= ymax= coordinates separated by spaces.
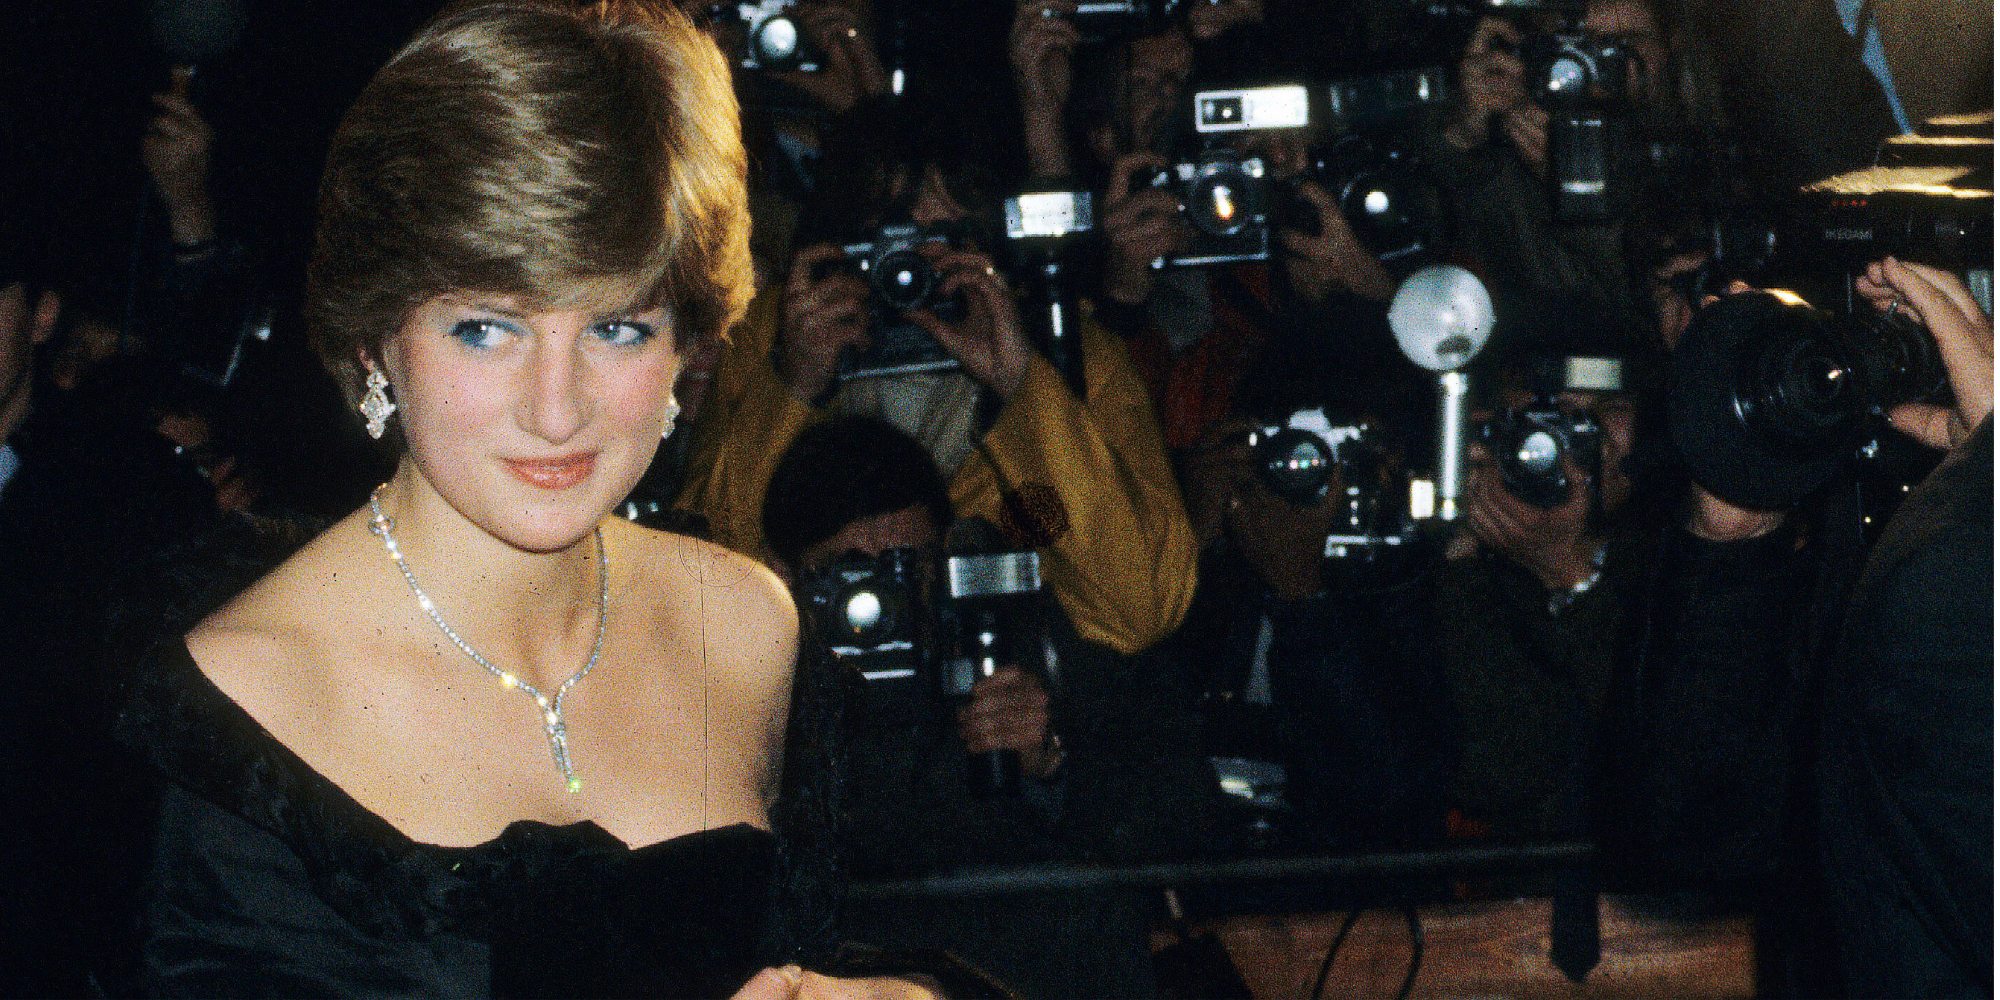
xmin=764 ymin=613 xmax=851 ymax=966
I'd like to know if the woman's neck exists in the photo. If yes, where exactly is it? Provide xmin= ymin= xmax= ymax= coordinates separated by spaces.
xmin=367 ymin=467 xmax=605 ymax=688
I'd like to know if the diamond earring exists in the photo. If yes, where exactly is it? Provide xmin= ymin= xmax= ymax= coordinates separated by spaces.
xmin=360 ymin=369 xmax=397 ymax=440
xmin=660 ymin=398 xmax=682 ymax=439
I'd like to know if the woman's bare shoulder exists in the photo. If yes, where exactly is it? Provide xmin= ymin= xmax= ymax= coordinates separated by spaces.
xmin=609 ymin=521 xmax=798 ymax=674
xmin=184 ymin=515 xmax=377 ymax=706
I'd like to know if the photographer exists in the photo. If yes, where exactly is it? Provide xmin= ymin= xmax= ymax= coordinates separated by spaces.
xmin=1436 ymin=337 xmax=1652 ymax=844
xmin=1815 ymin=258 xmax=1991 ymax=997
xmin=677 ymin=96 xmax=1197 ymax=657
xmin=762 ymin=416 xmax=1224 ymax=1000
xmin=1163 ymin=384 xmax=1453 ymax=856
xmin=1420 ymin=0 xmax=1701 ymax=340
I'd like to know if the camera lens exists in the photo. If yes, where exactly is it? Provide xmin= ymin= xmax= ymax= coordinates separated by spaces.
xmin=752 ymin=15 xmax=800 ymax=64
xmin=1543 ymin=55 xmax=1588 ymax=98
xmin=1251 ymin=427 xmax=1335 ymax=505
xmin=1192 ymin=175 xmax=1249 ymax=237
xmin=1512 ymin=428 xmax=1562 ymax=476
xmin=872 ymin=248 xmax=932 ymax=312
xmin=844 ymin=590 xmax=884 ymax=631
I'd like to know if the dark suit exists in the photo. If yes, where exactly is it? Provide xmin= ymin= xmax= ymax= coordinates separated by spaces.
xmin=1816 ymin=416 xmax=1992 ymax=997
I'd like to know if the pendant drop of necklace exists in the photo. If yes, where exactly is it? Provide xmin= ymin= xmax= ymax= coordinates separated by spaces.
xmin=368 ymin=488 xmax=606 ymax=794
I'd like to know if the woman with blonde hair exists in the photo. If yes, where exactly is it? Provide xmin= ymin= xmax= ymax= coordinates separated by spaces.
xmin=116 ymin=3 xmax=952 ymax=996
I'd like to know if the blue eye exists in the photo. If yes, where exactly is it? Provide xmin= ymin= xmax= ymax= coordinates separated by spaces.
xmin=449 ymin=319 xmax=512 ymax=349
xmin=592 ymin=320 xmax=657 ymax=347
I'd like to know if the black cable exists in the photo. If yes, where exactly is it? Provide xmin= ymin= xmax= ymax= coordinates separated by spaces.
xmin=1309 ymin=906 xmax=1366 ymax=1000
xmin=1395 ymin=906 xmax=1424 ymax=1000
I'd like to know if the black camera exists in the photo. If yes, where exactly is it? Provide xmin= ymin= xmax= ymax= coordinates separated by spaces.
xmin=826 ymin=223 xmax=967 ymax=381
xmin=1273 ymin=134 xmax=1453 ymax=273
xmin=1521 ymin=32 xmax=1629 ymax=105
xmin=1068 ymin=0 xmax=1185 ymax=40
xmin=1150 ymin=151 xmax=1272 ymax=267
xmin=1475 ymin=404 xmax=1602 ymax=509
xmin=727 ymin=0 xmax=821 ymax=72
xmin=1670 ymin=289 xmax=1949 ymax=510
xmin=1246 ymin=408 xmax=1424 ymax=564
xmin=802 ymin=549 xmax=928 ymax=674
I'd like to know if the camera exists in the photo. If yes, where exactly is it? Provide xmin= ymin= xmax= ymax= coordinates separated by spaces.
xmin=1273 ymin=134 xmax=1453 ymax=272
xmin=1150 ymin=151 xmax=1272 ymax=267
xmin=1670 ymin=289 xmax=1949 ymax=510
xmin=1522 ymin=31 xmax=1629 ymax=105
xmin=826 ymin=223 xmax=967 ymax=382
xmin=729 ymin=0 xmax=820 ymax=72
xmin=1068 ymin=0 xmax=1185 ymax=40
xmin=803 ymin=544 xmax=1044 ymax=795
xmin=1161 ymin=78 xmax=1452 ymax=271
xmin=1475 ymin=404 xmax=1603 ymax=509
xmin=1246 ymin=407 xmax=1424 ymax=563
xmin=802 ymin=548 xmax=928 ymax=677
xmin=1473 ymin=355 xmax=1622 ymax=508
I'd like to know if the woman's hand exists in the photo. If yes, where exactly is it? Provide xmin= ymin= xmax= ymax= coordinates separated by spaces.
xmin=1855 ymin=257 xmax=1994 ymax=449
xmin=778 ymin=244 xmax=871 ymax=404
xmin=734 ymin=966 xmax=946 ymax=1000
xmin=902 ymin=248 xmax=1030 ymax=400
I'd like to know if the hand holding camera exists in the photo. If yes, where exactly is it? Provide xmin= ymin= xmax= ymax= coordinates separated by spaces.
xmin=1011 ymin=0 xmax=1082 ymax=178
xmin=1274 ymin=179 xmax=1396 ymax=303
xmin=1465 ymin=441 xmax=1603 ymax=594
xmin=143 ymin=66 xmax=216 ymax=247
xmin=780 ymin=243 xmax=873 ymax=403
xmin=1009 ymin=0 xmax=1080 ymax=112
xmin=954 ymin=665 xmax=1062 ymax=780
xmin=1098 ymin=151 xmax=1183 ymax=304
xmin=1855 ymin=258 xmax=1993 ymax=450
xmin=902 ymin=247 xmax=1031 ymax=400
xmin=779 ymin=2 xmax=887 ymax=115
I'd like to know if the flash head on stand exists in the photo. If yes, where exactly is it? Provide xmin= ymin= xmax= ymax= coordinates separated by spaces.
xmin=1389 ymin=264 xmax=1495 ymax=522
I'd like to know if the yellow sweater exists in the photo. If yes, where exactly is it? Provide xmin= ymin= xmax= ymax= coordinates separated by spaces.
xmin=674 ymin=288 xmax=1198 ymax=655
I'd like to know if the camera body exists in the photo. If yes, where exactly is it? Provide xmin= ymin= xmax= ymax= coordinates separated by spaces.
xmin=1670 ymin=289 xmax=1950 ymax=510
xmin=1247 ymin=407 xmax=1424 ymax=563
xmin=802 ymin=548 xmax=932 ymax=723
xmin=802 ymin=546 xmax=1044 ymax=795
xmin=1522 ymin=32 xmax=1629 ymax=105
xmin=1151 ymin=151 xmax=1272 ymax=267
xmin=1475 ymin=404 xmax=1602 ymax=509
xmin=733 ymin=0 xmax=820 ymax=72
xmin=828 ymin=223 xmax=966 ymax=381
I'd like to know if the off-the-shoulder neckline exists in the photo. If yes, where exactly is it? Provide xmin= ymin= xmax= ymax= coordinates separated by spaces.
xmin=141 ymin=635 xmax=768 ymax=856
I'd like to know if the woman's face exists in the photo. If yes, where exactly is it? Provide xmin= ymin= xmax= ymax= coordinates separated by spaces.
xmin=381 ymin=286 xmax=682 ymax=552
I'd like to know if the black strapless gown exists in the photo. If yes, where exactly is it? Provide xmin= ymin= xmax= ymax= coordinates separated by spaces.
xmin=118 ymin=639 xmax=783 ymax=999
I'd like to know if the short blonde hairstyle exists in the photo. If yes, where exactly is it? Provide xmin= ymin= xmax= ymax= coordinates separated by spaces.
xmin=305 ymin=0 xmax=751 ymax=406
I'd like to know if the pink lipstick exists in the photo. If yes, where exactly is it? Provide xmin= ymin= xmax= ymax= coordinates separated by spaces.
xmin=505 ymin=454 xmax=596 ymax=490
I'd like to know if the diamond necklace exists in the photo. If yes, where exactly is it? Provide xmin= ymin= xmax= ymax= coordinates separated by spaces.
xmin=367 ymin=487 xmax=607 ymax=794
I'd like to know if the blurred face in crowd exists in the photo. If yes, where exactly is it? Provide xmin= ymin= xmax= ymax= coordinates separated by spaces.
xmin=795 ymin=503 xmax=942 ymax=579
xmin=1119 ymin=30 xmax=1194 ymax=157
xmin=1583 ymin=0 xmax=1668 ymax=106
xmin=381 ymin=283 xmax=684 ymax=553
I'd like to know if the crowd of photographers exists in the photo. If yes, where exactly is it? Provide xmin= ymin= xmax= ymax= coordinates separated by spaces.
xmin=0 ymin=0 xmax=1989 ymax=995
